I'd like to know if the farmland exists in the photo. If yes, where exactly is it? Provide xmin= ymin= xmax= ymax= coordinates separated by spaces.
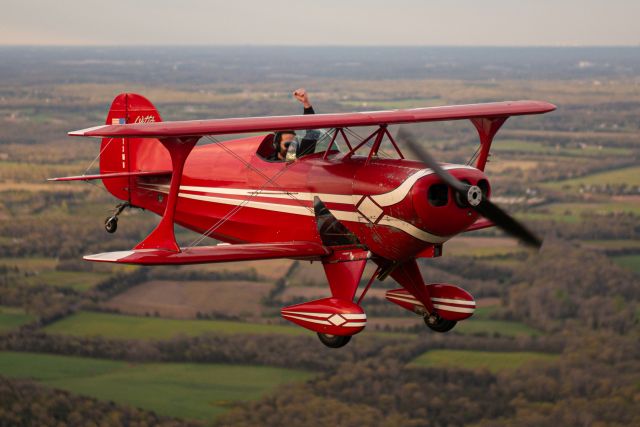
xmin=613 ymin=254 xmax=640 ymax=274
xmin=0 ymin=351 xmax=313 ymax=420
xmin=544 ymin=165 xmax=640 ymax=191
xmin=455 ymin=319 xmax=542 ymax=337
xmin=0 ymin=306 xmax=34 ymax=332
xmin=102 ymin=279 xmax=273 ymax=319
xmin=44 ymin=311 xmax=310 ymax=339
xmin=0 ymin=46 xmax=638 ymax=426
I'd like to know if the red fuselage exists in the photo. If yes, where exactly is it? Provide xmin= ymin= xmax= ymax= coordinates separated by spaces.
xmin=126 ymin=134 xmax=489 ymax=261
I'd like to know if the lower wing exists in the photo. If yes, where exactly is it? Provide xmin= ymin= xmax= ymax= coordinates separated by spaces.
xmin=83 ymin=241 xmax=330 ymax=265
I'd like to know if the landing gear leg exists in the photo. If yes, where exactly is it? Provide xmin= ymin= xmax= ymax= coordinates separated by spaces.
xmin=104 ymin=202 xmax=130 ymax=234
xmin=424 ymin=313 xmax=457 ymax=333
xmin=317 ymin=333 xmax=352 ymax=348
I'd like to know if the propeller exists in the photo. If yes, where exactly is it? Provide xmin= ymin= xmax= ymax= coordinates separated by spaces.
xmin=397 ymin=128 xmax=542 ymax=249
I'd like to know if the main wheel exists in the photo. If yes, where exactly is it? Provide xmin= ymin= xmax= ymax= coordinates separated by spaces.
xmin=317 ymin=333 xmax=351 ymax=348
xmin=104 ymin=216 xmax=118 ymax=233
xmin=424 ymin=314 xmax=457 ymax=333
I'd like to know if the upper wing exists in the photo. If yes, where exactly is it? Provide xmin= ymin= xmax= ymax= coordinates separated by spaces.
xmin=69 ymin=100 xmax=556 ymax=138
xmin=83 ymin=241 xmax=330 ymax=265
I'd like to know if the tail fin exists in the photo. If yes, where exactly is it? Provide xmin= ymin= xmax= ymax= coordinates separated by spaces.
xmin=101 ymin=93 xmax=170 ymax=202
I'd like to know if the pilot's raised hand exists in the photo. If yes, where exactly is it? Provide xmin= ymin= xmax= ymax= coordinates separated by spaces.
xmin=293 ymin=88 xmax=312 ymax=109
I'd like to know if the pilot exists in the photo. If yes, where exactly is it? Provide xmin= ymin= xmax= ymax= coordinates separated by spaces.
xmin=270 ymin=88 xmax=315 ymax=161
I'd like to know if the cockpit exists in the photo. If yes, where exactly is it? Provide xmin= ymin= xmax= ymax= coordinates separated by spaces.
xmin=257 ymin=128 xmax=348 ymax=162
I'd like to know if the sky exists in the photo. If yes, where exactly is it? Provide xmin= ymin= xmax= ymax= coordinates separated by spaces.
xmin=1 ymin=0 xmax=639 ymax=46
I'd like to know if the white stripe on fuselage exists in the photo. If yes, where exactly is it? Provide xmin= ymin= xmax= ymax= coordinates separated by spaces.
xmin=371 ymin=165 xmax=476 ymax=207
xmin=147 ymin=186 xmax=448 ymax=243
xmin=141 ymin=165 xmax=472 ymax=206
xmin=136 ymin=166 xmax=474 ymax=244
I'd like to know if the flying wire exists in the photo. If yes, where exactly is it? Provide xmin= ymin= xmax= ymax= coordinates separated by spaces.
xmin=185 ymin=135 xmax=314 ymax=248
xmin=467 ymin=143 xmax=481 ymax=166
xmin=83 ymin=138 xmax=115 ymax=175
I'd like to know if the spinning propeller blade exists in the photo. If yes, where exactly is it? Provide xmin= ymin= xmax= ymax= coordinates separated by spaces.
xmin=397 ymin=128 xmax=542 ymax=248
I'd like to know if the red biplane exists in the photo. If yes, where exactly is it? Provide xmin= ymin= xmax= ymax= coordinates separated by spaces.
xmin=51 ymin=93 xmax=555 ymax=348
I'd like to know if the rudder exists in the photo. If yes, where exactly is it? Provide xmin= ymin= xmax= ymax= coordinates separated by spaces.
xmin=101 ymin=93 xmax=170 ymax=203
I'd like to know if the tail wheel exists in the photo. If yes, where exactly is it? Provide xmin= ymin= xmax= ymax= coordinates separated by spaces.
xmin=424 ymin=314 xmax=457 ymax=333
xmin=317 ymin=333 xmax=351 ymax=348
xmin=104 ymin=216 xmax=118 ymax=233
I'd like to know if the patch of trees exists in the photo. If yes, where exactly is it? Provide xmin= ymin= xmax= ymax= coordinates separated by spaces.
xmin=423 ymin=255 xmax=514 ymax=282
xmin=262 ymin=261 xmax=300 ymax=307
xmin=91 ymin=267 xmax=151 ymax=300
xmin=0 ymin=282 xmax=82 ymax=324
xmin=500 ymin=240 xmax=640 ymax=333
xmin=147 ymin=266 xmax=261 ymax=282
xmin=0 ymin=376 xmax=201 ymax=427
xmin=216 ymin=331 xmax=639 ymax=427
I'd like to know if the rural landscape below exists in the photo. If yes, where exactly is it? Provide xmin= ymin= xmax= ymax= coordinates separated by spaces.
xmin=0 ymin=46 xmax=638 ymax=426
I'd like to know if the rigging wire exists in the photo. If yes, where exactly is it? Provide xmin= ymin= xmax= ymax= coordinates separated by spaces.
xmin=74 ymin=138 xmax=116 ymax=195
xmin=185 ymin=135 xmax=313 ymax=248
xmin=344 ymin=127 xmax=394 ymax=159
xmin=207 ymin=135 xmax=313 ymax=213
xmin=83 ymin=138 xmax=115 ymax=175
xmin=467 ymin=142 xmax=481 ymax=166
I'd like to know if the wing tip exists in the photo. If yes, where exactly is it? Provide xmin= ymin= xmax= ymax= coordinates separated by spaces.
xmin=83 ymin=250 xmax=135 ymax=262
xmin=69 ymin=125 xmax=109 ymax=137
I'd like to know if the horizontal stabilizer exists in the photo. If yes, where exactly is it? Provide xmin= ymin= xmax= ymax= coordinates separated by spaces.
xmin=84 ymin=241 xmax=331 ymax=265
xmin=48 ymin=170 xmax=171 ymax=182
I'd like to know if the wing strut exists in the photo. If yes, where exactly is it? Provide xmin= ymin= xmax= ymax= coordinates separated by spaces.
xmin=471 ymin=117 xmax=507 ymax=171
xmin=389 ymin=259 xmax=435 ymax=314
xmin=134 ymin=137 xmax=199 ymax=252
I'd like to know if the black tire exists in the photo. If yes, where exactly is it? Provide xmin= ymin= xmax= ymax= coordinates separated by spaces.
xmin=104 ymin=216 xmax=118 ymax=233
xmin=317 ymin=333 xmax=352 ymax=348
xmin=424 ymin=315 xmax=457 ymax=333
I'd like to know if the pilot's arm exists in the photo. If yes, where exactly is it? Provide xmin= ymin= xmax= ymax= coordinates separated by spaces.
xmin=294 ymin=88 xmax=314 ymax=114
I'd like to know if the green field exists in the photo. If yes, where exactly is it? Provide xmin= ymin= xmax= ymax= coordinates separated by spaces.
xmin=20 ymin=271 xmax=109 ymax=291
xmin=522 ymin=201 xmax=640 ymax=223
xmin=44 ymin=311 xmax=415 ymax=341
xmin=410 ymin=349 xmax=558 ymax=373
xmin=583 ymin=239 xmax=640 ymax=251
xmin=613 ymin=254 xmax=640 ymax=274
xmin=44 ymin=311 xmax=310 ymax=339
xmin=446 ymin=237 xmax=525 ymax=257
xmin=492 ymin=140 xmax=631 ymax=157
xmin=0 ymin=306 xmax=35 ymax=332
xmin=0 ymin=257 xmax=58 ymax=272
xmin=455 ymin=305 xmax=543 ymax=337
xmin=456 ymin=319 xmax=542 ymax=337
xmin=0 ymin=351 xmax=312 ymax=420
xmin=544 ymin=166 xmax=640 ymax=191
xmin=0 ymin=257 xmax=109 ymax=291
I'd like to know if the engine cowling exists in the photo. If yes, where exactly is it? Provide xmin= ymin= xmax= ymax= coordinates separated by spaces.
xmin=386 ymin=284 xmax=475 ymax=321
xmin=281 ymin=297 xmax=366 ymax=336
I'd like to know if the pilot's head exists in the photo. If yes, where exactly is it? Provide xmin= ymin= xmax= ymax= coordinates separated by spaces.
xmin=277 ymin=130 xmax=296 ymax=157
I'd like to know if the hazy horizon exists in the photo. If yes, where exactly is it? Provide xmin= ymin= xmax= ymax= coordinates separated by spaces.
xmin=1 ymin=0 xmax=639 ymax=47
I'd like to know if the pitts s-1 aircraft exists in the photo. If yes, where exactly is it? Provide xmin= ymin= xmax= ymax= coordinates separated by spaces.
xmin=51 ymin=93 xmax=555 ymax=348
